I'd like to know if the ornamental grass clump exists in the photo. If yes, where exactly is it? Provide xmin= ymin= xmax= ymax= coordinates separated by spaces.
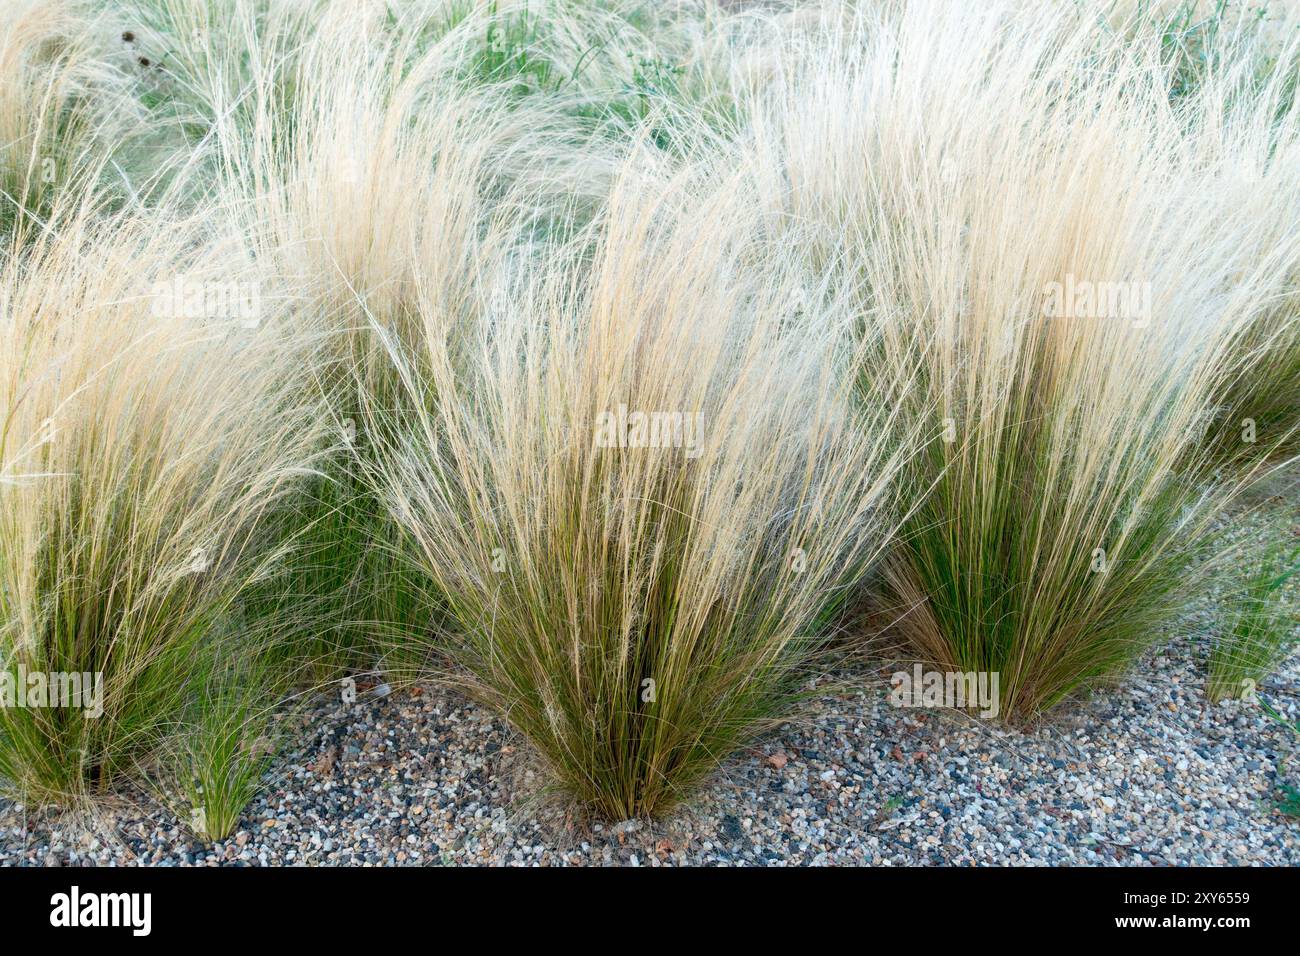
xmin=0 ymin=201 xmax=330 ymax=806
xmin=362 ymin=137 xmax=914 ymax=818
xmin=743 ymin=0 xmax=1300 ymax=721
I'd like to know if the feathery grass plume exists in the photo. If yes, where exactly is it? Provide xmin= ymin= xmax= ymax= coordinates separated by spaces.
xmin=1109 ymin=2 xmax=1300 ymax=474
xmin=0 ymin=199 xmax=331 ymax=805
xmin=1207 ymin=529 xmax=1299 ymax=703
xmin=360 ymin=129 xmax=913 ymax=819
xmin=228 ymin=7 xmax=594 ymax=328
xmin=198 ymin=6 xmax=621 ymax=682
xmin=748 ymin=0 xmax=1300 ymax=721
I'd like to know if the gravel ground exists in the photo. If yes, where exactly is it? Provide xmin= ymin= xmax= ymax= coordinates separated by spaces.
xmin=2 ymin=631 xmax=1297 ymax=867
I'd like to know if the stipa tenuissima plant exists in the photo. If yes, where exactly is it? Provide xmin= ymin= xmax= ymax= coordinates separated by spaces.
xmin=746 ymin=0 xmax=1300 ymax=721
xmin=361 ymin=137 xmax=915 ymax=819
xmin=0 ymin=201 xmax=331 ymax=807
